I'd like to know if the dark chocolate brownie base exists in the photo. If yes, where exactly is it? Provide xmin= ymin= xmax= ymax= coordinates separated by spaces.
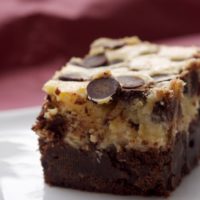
xmin=39 ymin=115 xmax=200 ymax=196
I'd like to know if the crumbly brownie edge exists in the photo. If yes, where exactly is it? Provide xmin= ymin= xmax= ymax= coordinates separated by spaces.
xmin=39 ymin=114 xmax=200 ymax=196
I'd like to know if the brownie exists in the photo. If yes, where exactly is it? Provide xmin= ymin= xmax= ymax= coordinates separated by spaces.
xmin=38 ymin=115 xmax=200 ymax=196
xmin=32 ymin=36 xmax=200 ymax=196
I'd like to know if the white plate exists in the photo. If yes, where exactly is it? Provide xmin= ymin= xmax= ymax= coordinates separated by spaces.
xmin=0 ymin=107 xmax=200 ymax=200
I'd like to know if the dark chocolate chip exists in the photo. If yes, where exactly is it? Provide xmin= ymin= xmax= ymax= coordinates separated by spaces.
xmin=58 ymin=73 xmax=88 ymax=81
xmin=82 ymin=54 xmax=108 ymax=68
xmin=152 ymin=74 xmax=175 ymax=83
xmin=116 ymin=75 xmax=145 ymax=89
xmin=87 ymin=77 xmax=120 ymax=102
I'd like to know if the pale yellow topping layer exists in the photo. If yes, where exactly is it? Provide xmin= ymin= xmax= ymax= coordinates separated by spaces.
xmin=43 ymin=37 xmax=200 ymax=99
xmin=35 ymin=36 xmax=200 ymax=151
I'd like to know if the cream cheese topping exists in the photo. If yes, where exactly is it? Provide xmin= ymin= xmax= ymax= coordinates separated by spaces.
xmin=43 ymin=37 xmax=200 ymax=100
xmin=35 ymin=36 xmax=200 ymax=151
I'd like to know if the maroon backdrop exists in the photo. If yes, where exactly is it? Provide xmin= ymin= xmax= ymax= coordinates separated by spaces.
xmin=1 ymin=0 xmax=200 ymax=110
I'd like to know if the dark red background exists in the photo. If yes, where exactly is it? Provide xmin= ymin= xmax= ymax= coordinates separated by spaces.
xmin=1 ymin=0 xmax=200 ymax=110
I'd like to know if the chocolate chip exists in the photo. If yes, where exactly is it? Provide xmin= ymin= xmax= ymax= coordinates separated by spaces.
xmin=152 ymin=74 xmax=175 ymax=83
xmin=58 ymin=73 xmax=88 ymax=81
xmin=116 ymin=75 xmax=145 ymax=89
xmin=87 ymin=77 xmax=120 ymax=103
xmin=82 ymin=54 xmax=108 ymax=68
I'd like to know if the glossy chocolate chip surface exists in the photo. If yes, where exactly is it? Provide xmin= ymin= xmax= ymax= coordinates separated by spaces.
xmin=82 ymin=54 xmax=108 ymax=68
xmin=58 ymin=73 xmax=88 ymax=81
xmin=87 ymin=77 xmax=120 ymax=101
xmin=117 ymin=75 xmax=145 ymax=89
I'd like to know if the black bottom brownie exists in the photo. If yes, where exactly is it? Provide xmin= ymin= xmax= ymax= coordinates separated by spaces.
xmin=39 ymin=115 xmax=200 ymax=196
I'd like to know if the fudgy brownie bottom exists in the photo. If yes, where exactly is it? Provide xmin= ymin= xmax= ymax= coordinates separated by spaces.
xmin=39 ymin=115 xmax=200 ymax=196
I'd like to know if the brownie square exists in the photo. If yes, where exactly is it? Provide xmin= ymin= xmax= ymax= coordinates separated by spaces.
xmin=33 ymin=36 xmax=200 ymax=196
